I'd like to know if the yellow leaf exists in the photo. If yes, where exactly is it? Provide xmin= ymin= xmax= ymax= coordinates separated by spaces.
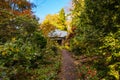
xmin=12 ymin=37 xmax=16 ymax=42
xmin=2 ymin=51 xmax=7 ymax=56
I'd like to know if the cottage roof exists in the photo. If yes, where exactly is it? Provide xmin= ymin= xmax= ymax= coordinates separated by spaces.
xmin=48 ymin=29 xmax=68 ymax=37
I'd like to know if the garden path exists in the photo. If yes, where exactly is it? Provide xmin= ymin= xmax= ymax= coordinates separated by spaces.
xmin=58 ymin=49 xmax=78 ymax=80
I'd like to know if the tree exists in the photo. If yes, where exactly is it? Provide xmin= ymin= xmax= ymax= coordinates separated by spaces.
xmin=41 ymin=13 xmax=67 ymax=32
xmin=0 ymin=0 xmax=35 ymax=15
xmin=44 ymin=14 xmax=60 ymax=28
xmin=40 ymin=21 xmax=56 ymax=37
xmin=0 ymin=0 xmax=36 ymax=42
xmin=70 ymin=0 xmax=120 ymax=79
xmin=59 ymin=8 xmax=65 ymax=23
xmin=59 ymin=8 xmax=67 ymax=30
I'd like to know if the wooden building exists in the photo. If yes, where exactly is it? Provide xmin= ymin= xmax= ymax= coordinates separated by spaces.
xmin=48 ymin=29 xmax=67 ymax=45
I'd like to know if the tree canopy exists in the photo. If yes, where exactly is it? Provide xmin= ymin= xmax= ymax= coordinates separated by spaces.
xmin=70 ymin=0 xmax=120 ymax=79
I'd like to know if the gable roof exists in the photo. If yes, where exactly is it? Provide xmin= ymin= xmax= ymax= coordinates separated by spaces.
xmin=48 ymin=29 xmax=68 ymax=37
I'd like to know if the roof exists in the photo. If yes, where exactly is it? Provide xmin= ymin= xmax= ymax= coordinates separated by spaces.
xmin=48 ymin=29 xmax=68 ymax=37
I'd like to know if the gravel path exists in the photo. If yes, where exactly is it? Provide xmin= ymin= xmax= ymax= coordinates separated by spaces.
xmin=59 ymin=49 xmax=78 ymax=80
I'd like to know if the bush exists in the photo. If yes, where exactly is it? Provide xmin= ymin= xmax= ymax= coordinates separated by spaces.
xmin=78 ymin=65 xmax=98 ymax=80
xmin=97 ymin=32 xmax=120 ymax=80
xmin=0 ymin=38 xmax=43 ymax=79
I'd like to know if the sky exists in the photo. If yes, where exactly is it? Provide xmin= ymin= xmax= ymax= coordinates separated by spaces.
xmin=29 ymin=0 xmax=71 ymax=22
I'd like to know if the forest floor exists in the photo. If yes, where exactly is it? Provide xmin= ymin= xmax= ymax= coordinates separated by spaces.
xmin=58 ymin=49 xmax=78 ymax=80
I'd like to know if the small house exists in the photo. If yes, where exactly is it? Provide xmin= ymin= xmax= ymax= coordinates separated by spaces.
xmin=48 ymin=29 xmax=68 ymax=45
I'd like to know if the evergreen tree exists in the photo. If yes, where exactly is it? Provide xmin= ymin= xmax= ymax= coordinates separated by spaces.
xmin=70 ymin=0 xmax=120 ymax=79
xmin=59 ymin=8 xmax=66 ymax=30
xmin=59 ymin=8 xmax=65 ymax=23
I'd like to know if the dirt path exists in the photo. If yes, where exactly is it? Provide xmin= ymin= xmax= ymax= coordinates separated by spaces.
xmin=59 ymin=49 xmax=78 ymax=80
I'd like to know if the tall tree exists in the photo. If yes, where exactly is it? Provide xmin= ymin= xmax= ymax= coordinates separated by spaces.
xmin=0 ymin=0 xmax=37 ymax=42
xmin=59 ymin=8 xmax=67 ymax=30
xmin=0 ymin=0 xmax=35 ymax=16
xmin=59 ymin=8 xmax=65 ymax=23
xmin=70 ymin=0 xmax=120 ymax=79
xmin=41 ymin=14 xmax=67 ymax=30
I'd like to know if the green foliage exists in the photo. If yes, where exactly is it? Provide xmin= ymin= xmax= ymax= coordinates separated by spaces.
xmin=0 ymin=1 xmax=61 ymax=79
xmin=0 ymin=38 xmax=41 ymax=79
xmin=98 ymin=32 xmax=120 ymax=79
xmin=33 ymin=32 xmax=47 ymax=48
xmin=59 ymin=8 xmax=66 ymax=30
xmin=59 ymin=8 xmax=66 ymax=23
xmin=70 ymin=0 xmax=120 ymax=79
xmin=0 ymin=10 xmax=38 ymax=43
xmin=0 ymin=34 xmax=61 ymax=80
xmin=14 ymin=15 xmax=38 ymax=34
xmin=0 ymin=0 xmax=36 ymax=43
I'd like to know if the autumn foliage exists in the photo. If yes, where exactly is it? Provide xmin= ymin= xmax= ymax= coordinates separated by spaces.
xmin=0 ymin=0 xmax=60 ymax=80
xmin=0 ymin=0 xmax=35 ymax=16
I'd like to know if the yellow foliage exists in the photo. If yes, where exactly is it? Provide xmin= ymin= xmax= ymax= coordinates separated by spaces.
xmin=40 ymin=21 xmax=56 ymax=37
xmin=42 ymin=14 xmax=67 ymax=31
xmin=106 ymin=56 xmax=112 ymax=62
xmin=108 ymin=63 xmax=120 ymax=80
xmin=12 ymin=37 xmax=16 ymax=42
xmin=2 ymin=51 xmax=7 ymax=56
xmin=0 ymin=45 xmax=3 ymax=50
xmin=16 ymin=48 xmax=19 ymax=52
xmin=10 ymin=47 xmax=14 ymax=51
